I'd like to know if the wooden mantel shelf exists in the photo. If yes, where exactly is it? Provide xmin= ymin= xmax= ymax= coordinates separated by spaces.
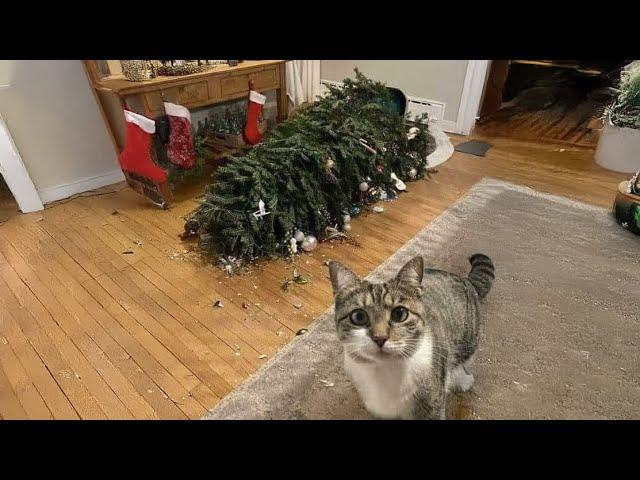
xmin=84 ymin=60 xmax=289 ymax=153
xmin=96 ymin=60 xmax=286 ymax=95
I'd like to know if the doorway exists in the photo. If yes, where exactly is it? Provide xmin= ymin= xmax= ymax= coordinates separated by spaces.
xmin=476 ymin=60 xmax=628 ymax=147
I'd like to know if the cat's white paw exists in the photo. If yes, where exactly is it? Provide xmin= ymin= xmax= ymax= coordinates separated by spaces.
xmin=447 ymin=365 xmax=475 ymax=393
xmin=456 ymin=373 xmax=474 ymax=393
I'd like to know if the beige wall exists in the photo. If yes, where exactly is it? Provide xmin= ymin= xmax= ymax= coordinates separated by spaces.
xmin=320 ymin=60 xmax=468 ymax=122
xmin=0 ymin=60 xmax=119 ymax=196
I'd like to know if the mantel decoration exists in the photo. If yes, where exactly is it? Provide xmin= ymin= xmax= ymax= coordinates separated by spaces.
xmin=187 ymin=70 xmax=436 ymax=269
xmin=120 ymin=60 xmax=153 ymax=82
xmin=119 ymin=60 xmax=229 ymax=81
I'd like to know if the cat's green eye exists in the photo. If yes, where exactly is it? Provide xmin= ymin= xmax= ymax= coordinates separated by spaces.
xmin=350 ymin=309 xmax=369 ymax=326
xmin=390 ymin=306 xmax=409 ymax=323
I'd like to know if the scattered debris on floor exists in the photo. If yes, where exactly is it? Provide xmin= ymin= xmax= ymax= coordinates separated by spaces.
xmin=281 ymin=268 xmax=309 ymax=291
xmin=213 ymin=300 xmax=224 ymax=308
xmin=293 ymin=302 xmax=303 ymax=309
xmin=122 ymin=251 xmax=134 ymax=255
xmin=242 ymin=302 xmax=249 ymax=309
xmin=111 ymin=209 xmax=119 ymax=215
xmin=324 ymin=226 xmax=361 ymax=246
xmin=319 ymin=379 xmax=334 ymax=388
xmin=180 ymin=219 xmax=200 ymax=240
xmin=296 ymin=328 xmax=308 ymax=336
xmin=276 ymin=330 xmax=284 ymax=336
xmin=133 ymin=240 xmax=143 ymax=245
xmin=372 ymin=205 xmax=384 ymax=213
xmin=259 ymin=354 xmax=268 ymax=359
xmin=425 ymin=167 xmax=438 ymax=179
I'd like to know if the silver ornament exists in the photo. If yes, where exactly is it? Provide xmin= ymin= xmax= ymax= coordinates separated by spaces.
xmin=343 ymin=223 xmax=352 ymax=232
xmin=293 ymin=230 xmax=305 ymax=242
xmin=359 ymin=181 xmax=370 ymax=192
xmin=373 ymin=205 xmax=384 ymax=213
xmin=290 ymin=238 xmax=298 ymax=254
xmin=342 ymin=214 xmax=351 ymax=224
xmin=408 ymin=168 xmax=417 ymax=179
xmin=301 ymin=235 xmax=318 ymax=252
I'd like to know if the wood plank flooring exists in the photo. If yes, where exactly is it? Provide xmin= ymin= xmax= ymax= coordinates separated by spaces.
xmin=0 ymin=133 xmax=627 ymax=419
xmin=477 ymin=104 xmax=603 ymax=148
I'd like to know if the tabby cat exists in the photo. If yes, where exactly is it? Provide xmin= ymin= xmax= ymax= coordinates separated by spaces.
xmin=328 ymin=254 xmax=495 ymax=420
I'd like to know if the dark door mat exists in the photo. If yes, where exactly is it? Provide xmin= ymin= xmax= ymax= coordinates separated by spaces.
xmin=455 ymin=140 xmax=493 ymax=157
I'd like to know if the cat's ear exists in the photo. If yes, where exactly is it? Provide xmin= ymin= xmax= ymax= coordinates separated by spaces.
xmin=328 ymin=261 xmax=361 ymax=295
xmin=396 ymin=256 xmax=424 ymax=285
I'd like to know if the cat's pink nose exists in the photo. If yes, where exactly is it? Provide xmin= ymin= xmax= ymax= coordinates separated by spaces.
xmin=372 ymin=336 xmax=388 ymax=348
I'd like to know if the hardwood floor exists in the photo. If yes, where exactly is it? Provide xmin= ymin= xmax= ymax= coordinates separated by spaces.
xmin=476 ymin=103 xmax=603 ymax=148
xmin=0 ymin=133 xmax=627 ymax=419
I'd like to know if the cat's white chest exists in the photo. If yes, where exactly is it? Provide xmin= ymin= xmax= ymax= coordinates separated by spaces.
xmin=344 ymin=339 xmax=432 ymax=419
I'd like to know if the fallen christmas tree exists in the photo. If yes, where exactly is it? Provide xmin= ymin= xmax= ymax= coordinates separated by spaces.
xmin=187 ymin=70 xmax=436 ymax=267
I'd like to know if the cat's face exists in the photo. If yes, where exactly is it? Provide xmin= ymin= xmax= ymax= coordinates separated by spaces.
xmin=329 ymin=256 xmax=428 ymax=362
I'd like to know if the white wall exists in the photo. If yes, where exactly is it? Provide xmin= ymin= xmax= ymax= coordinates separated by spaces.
xmin=0 ymin=61 xmax=122 ymax=203
xmin=320 ymin=60 xmax=469 ymax=123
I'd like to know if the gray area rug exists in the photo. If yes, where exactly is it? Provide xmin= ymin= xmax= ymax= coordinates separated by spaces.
xmin=204 ymin=178 xmax=640 ymax=420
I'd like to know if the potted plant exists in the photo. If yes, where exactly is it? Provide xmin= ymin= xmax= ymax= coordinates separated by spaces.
xmin=595 ymin=61 xmax=640 ymax=173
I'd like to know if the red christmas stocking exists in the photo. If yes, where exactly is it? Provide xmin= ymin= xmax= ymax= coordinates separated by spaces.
xmin=119 ymin=110 xmax=169 ymax=206
xmin=243 ymin=89 xmax=266 ymax=145
xmin=164 ymin=102 xmax=195 ymax=169
xmin=119 ymin=110 xmax=167 ymax=183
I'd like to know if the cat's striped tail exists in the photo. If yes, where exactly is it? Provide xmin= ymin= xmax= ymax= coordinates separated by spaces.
xmin=468 ymin=254 xmax=495 ymax=300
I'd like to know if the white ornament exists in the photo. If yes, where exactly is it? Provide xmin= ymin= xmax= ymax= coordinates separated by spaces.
xmin=407 ymin=126 xmax=420 ymax=140
xmin=325 ymin=158 xmax=335 ymax=169
xmin=373 ymin=205 xmax=384 ymax=213
xmin=252 ymin=199 xmax=270 ymax=220
xmin=390 ymin=172 xmax=406 ymax=191
xmin=379 ymin=190 xmax=388 ymax=201
xmin=289 ymin=237 xmax=298 ymax=254
xmin=301 ymin=235 xmax=318 ymax=252
xmin=294 ymin=230 xmax=305 ymax=242
xmin=408 ymin=168 xmax=417 ymax=179
xmin=359 ymin=181 xmax=369 ymax=192
xmin=343 ymin=223 xmax=352 ymax=232
xmin=342 ymin=214 xmax=351 ymax=224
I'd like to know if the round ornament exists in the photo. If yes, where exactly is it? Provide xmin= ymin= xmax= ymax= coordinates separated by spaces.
xmin=301 ymin=235 xmax=318 ymax=252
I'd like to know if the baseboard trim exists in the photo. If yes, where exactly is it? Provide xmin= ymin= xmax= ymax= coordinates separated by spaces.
xmin=37 ymin=169 xmax=125 ymax=204
xmin=439 ymin=120 xmax=460 ymax=134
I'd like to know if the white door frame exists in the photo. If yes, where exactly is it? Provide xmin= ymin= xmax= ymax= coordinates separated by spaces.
xmin=0 ymin=113 xmax=44 ymax=213
xmin=454 ymin=60 xmax=491 ymax=135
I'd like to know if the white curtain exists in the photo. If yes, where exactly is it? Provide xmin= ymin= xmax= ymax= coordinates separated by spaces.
xmin=286 ymin=60 xmax=321 ymax=107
